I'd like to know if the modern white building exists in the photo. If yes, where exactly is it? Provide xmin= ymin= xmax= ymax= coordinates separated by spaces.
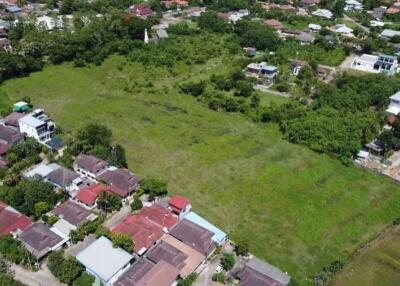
xmin=351 ymin=54 xmax=399 ymax=75
xmin=18 ymin=109 xmax=55 ymax=143
xmin=312 ymin=9 xmax=333 ymax=19
xmin=76 ymin=236 xmax=133 ymax=286
xmin=386 ymin=91 xmax=400 ymax=116
xmin=344 ymin=0 xmax=363 ymax=11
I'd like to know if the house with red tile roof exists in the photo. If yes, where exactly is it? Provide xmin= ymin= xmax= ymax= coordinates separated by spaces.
xmin=140 ymin=204 xmax=178 ymax=230
xmin=112 ymin=214 xmax=164 ymax=255
xmin=112 ymin=204 xmax=178 ymax=255
xmin=128 ymin=4 xmax=155 ymax=18
xmin=388 ymin=1 xmax=400 ymax=14
xmin=75 ymin=183 xmax=126 ymax=208
xmin=0 ymin=201 xmax=32 ymax=236
xmin=264 ymin=19 xmax=283 ymax=31
xmin=161 ymin=0 xmax=188 ymax=9
xmin=168 ymin=195 xmax=191 ymax=218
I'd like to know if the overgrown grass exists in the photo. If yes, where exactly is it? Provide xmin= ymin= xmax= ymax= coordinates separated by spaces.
xmin=332 ymin=226 xmax=400 ymax=286
xmin=2 ymin=55 xmax=400 ymax=285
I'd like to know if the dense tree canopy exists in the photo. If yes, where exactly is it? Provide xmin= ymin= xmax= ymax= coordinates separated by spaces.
xmin=139 ymin=178 xmax=168 ymax=200
xmin=234 ymin=20 xmax=280 ymax=51
xmin=0 ymin=178 xmax=63 ymax=218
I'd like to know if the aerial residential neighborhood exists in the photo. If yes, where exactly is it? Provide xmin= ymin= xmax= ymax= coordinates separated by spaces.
xmin=1 ymin=0 xmax=400 ymax=286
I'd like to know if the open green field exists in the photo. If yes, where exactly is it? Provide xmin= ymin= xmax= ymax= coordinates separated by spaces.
xmin=333 ymin=226 xmax=400 ymax=286
xmin=3 ymin=56 xmax=400 ymax=285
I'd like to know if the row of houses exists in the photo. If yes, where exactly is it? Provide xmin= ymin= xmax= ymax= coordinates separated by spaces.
xmin=73 ymin=195 xmax=291 ymax=286
xmin=1 ymin=193 xmax=289 ymax=286
xmin=0 ymin=135 xmax=292 ymax=286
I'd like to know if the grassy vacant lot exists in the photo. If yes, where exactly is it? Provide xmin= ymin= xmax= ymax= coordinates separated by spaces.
xmin=3 ymin=56 xmax=400 ymax=285
xmin=333 ymin=226 xmax=400 ymax=286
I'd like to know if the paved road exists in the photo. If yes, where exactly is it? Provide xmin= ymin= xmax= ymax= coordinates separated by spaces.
xmin=12 ymin=263 xmax=64 ymax=286
xmin=65 ymin=234 xmax=96 ymax=257
xmin=103 ymin=204 xmax=131 ymax=229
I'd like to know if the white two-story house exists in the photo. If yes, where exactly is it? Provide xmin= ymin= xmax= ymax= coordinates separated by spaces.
xmin=18 ymin=109 xmax=55 ymax=143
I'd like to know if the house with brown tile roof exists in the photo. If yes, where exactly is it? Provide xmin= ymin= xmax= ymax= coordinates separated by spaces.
xmin=98 ymin=168 xmax=140 ymax=197
xmin=53 ymin=200 xmax=96 ymax=227
xmin=3 ymin=112 xmax=26 ymax=128
xmin=236 ymin=256 xmax=291 ymax=286
xmin=18 ymin=221 xmax=68 ymax=260
xmin=169 ymin=219 xmax=216 ymax=257
xmin=159 ymin=234 xmax=206 ymax=277
xmin=114 ymin=258 xmax=179 ymax=286
xmin=136 ymin=260 xmax=179 ymax=286
xmin=114 ymin=258 xmax=155 ymax=286
xmin=0 ymin=125 xmax=23 ymax=145
xmin=73 ymin=154 xmax=108 ymax=181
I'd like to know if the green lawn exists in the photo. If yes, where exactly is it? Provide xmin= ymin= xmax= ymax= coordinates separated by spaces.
xmin=332 ymin=226 xmax=400 ymax=286
xmin=3 ymin=56 xmax=400 ymax=285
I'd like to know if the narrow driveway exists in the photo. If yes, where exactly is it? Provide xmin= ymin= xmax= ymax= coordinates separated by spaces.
xmin=339 ymin=54 xmax=358 ymax=71
xmin=194 ymin=242 xmax=236 ymax=286
xmin=193 ymin=254 xmax=221 ymax=286
xmin=103 ymin=204 xmax=131 ymax=229
xmin=343 ymin=15 xmax=370 ymax=33
xmin=254 ymin=85 xmax=293 ymax=98
xmin=12 ymin=263 xmax=64 ymax=286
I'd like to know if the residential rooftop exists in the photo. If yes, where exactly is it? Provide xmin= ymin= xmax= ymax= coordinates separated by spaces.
xmin=169 ymin=219 xmax=216 ymax=256
xmin=19 ymin=221 xmax=65 ymax=260
xmin=76 ymin=236 xmax=133 ymax=283
xmin=184 ymin=211 xmax=227 ymax=245
xmin=0 ymin=201 xmax=32 ymax=235
xmin=53 ymin=200 xmax=95 ymax=227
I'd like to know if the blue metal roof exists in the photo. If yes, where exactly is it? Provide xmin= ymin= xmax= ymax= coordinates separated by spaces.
xmin=184 ymin=212 xmax=227 ymax=245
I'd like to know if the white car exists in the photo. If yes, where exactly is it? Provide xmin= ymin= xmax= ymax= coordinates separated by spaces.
xmin=215 ymin=264 xmax=223 ymax=273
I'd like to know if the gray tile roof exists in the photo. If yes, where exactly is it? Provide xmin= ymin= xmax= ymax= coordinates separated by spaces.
xmin=47 ymin=167 xmax=79 ymax=188
xmin=19 ymin=221 xmax=64 ymax=260
xmin=53 ymin=200 xmax=93 ymax=226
